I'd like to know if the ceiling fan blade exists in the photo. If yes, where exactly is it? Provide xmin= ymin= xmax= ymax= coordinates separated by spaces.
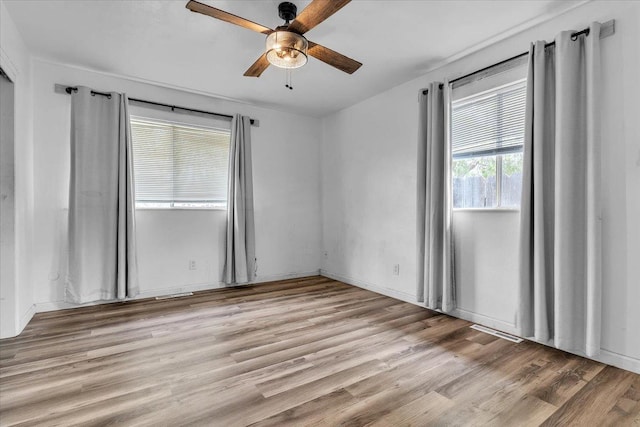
xmin=186 ymin=0 xmax=273 ymax=35
xmin=287 ymin=0 xmax=351 ymax=34
xmin=307 ymin=41 xmax=362 ymax=74
xmin=244 ymin=54 xmax=271 ymax=77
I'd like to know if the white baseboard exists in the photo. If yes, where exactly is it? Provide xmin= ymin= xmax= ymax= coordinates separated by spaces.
xmin=35 ymin=282 xmax=224 ymax=313
xmin=36 ymin=299 xmax=113 ymax=313
xmin=35 ymin=271 xmax=322 ymax=313
xmin=526 ymin=336 xmax=640 ymax=375
xmin=136 ymin=282 xmax=227 ymax=299
xmin=1 ymin=304 xmax=37 ymax=339
xmin=451 ymin=307 xmax=519 ymax=336
xmin=596 ymin=349 xmax=640 ymax=374
xmin=251 ymin=270 xmax=321 ymax=284
xmin=19 ymin=304 xmax=36 ymax=331
xmin=1 ymin=304 xmax=36 ymax=339
xmin=320 ymin=270 xmax=420 ymax=306
xmin=138 ymin=270 xmax=321 ymax=299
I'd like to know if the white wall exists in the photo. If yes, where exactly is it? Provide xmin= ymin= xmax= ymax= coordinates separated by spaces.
xmin=321 ymin=0 xmax=640 ymax=372
xmin=453 ymin=211 xmax=520 ymax=331
xmin=0 ymin=0 xmax=35 ymax=338
xmin=31 ymin=59 xmax=322 ymax=309
xmin=321 ymin=84 xmax=418 ymax=303
xmin=0 ymin=64 xmax=16 ymax=335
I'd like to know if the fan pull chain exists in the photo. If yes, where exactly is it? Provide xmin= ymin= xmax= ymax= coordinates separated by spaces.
xmin=284 ymin=70 xmax=294 ymax=90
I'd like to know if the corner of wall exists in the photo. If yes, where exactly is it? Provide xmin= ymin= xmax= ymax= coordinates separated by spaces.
xmin=1 ymin=0 xmax=36 ymax=338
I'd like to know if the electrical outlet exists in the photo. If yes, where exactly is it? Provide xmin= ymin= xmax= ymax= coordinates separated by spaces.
xmin=189 ymin=260 xmax=196 ymax=270
xmin=393 ymin=264 xmax=400 ymax=276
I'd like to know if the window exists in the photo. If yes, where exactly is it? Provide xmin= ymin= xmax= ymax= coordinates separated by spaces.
xmin=451 ymin=79 xmax=526 ymax=209
xmin=130 ymin=117 xmax=230 ymax=209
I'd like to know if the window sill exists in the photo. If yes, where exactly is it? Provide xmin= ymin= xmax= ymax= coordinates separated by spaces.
xmin=135 ymin=207 xmax=227 ymax=212
xmin=453 ymin=208 xmax=520 ymax=213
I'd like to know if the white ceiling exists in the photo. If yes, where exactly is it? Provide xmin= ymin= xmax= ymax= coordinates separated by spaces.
xmin=4 ymin=0 xmax=582 ymax=116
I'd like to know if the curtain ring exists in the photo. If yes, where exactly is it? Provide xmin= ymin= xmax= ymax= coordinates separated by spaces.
xmin=571 ymin=28 xmax=590 ymax=41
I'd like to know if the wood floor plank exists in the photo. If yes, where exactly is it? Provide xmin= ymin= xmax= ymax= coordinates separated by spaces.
xmin=540 ymin=365 xmax=640 ymax=426
xmin=367 ymin=390 xmax=456 ymax=426
xmin=1 ymin=276 xmax=638 ymax=426
xmin=248 ymin=389 xmax=360 ymax=427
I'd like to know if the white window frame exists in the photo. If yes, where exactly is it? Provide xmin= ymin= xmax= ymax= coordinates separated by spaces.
xmin=450 ymin=65 xmax=527 ymax=211
xmin=130 ymin=114 xmax=231 ymax=211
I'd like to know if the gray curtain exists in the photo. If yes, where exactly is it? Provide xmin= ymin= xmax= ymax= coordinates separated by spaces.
xmin=224 ymin=114 xmax=255 ymax=285
xmin=416 ymin=82 xmax=455 ymax=312
xmin=67 ymin=87 xmax=139 ymax=303
xmin=519 ymin=23 xmax=602 ymax=357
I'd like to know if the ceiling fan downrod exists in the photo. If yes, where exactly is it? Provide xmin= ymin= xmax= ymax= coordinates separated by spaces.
xmin=278 ymin=2 xmax=297 ymax=25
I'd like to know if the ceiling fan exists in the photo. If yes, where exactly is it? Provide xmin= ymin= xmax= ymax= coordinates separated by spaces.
xmin=185 ymin=0 xmax=362 ymax=79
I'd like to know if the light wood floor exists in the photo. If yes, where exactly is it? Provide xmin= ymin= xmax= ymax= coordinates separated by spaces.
xmin=1 ymin=276 xmax=638 ymax=426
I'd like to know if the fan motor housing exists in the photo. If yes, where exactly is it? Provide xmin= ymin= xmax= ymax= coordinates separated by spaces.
xmin=278 ymin=2 xmax=297 ymax=23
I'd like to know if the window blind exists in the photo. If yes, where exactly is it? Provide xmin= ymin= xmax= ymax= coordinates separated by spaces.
xmin=131 ymin=118 xmax=230 ymax=206
xmin=451 ymin=80 xmax=526 ymax=158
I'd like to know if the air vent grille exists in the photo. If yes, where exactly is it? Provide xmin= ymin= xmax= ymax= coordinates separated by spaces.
xmin=155 ymin=292 xmax=194 ymax=300
xmin=470 ymin=324 xmax=523 ymax=343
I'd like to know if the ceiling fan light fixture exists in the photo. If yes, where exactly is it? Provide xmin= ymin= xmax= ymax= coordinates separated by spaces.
xmin=265 ymin=31 xmax=308 ymax=69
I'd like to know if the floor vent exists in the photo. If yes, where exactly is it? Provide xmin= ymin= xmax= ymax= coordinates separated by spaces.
xmin=155 ymin=292 xmax=194 ymax=300
xmin=470 ymin=324 xmax=523 ymax=343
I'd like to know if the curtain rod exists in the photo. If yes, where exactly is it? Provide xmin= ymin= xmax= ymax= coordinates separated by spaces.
xmin=60 ymin=85 xmax=256 ymax=125
xmin=422 ymin=21 xmax=614 ymax=95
